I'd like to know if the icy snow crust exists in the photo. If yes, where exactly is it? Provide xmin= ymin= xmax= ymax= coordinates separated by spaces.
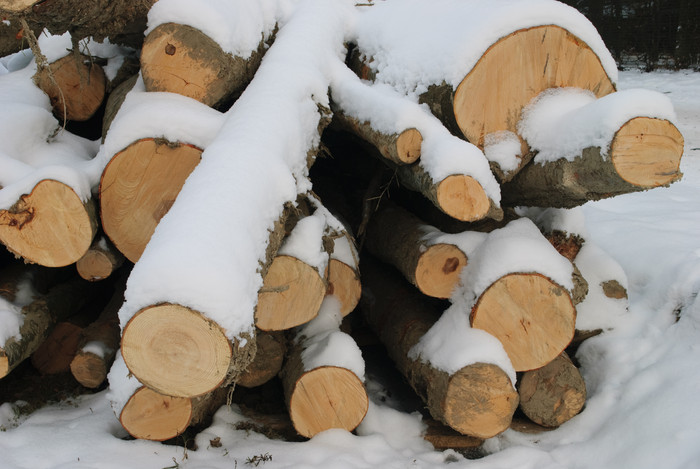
xmin=352 ymin=0 xmax=618 ymax=96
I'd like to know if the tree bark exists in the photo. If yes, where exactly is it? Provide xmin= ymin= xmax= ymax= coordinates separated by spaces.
xmin=360 ymin=255 xmax=518 ymax=439
xmin=140 ymin=22 xmax=270 ymax=109
xmin=236 ymin=330 xmax=286 ymax=389
xmin=0 ymin=179 xmax=98 ymax=267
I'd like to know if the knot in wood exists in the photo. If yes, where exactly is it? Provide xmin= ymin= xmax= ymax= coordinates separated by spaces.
xmin=165 ymin=43 xmax=176 ymax=56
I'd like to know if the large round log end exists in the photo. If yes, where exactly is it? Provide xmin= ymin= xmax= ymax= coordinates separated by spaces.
xmin=327 ymin=258 xmax=361 ymax=316
xmin=435 ymin=175 xmax=491 ymax=222
xmin=611 ymin=117 xmax=684 ymax=187
xmin=121 ymin=304 xmax=232 ymax=398
xmin=120 ymin=386 xmax=193 ymax=441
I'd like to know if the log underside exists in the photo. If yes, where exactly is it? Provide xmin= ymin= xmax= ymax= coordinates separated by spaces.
xmin=0 ymin=180 xmax=97 ymax=268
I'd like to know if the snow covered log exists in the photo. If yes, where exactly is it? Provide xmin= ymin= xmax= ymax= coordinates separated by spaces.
xmin=69 ymin=275 xmax=124 ymax=388
xmin=351 ymin=1 xmax=618 ymax=176
xmin=517 ymin=351 xmax=586 ymax=427
xmin=501 ymin=89 xmax=684 ymax=208
xmin=141 ymin=23 xmax=271 ymax=108
xmin=364 ymin=200 xmax=467 ymax=299
xmin=360 ymin=254 xmax=518 ymax=439
xmin=280 ymin=298 xmax=368 ymax=438
xmin=236 ymin=330 xmax=286 ymax=389
xmin=0 ymin=180 xmax=98 ymax=268
xmin=75 ymin=236 xmax=125 ymax=282
xmin=33 ymin=54 xmax=106 ymax=122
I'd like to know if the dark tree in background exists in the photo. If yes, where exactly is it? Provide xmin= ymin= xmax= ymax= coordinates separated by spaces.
xmin=561 ymin=0 xmax=700 ymax=70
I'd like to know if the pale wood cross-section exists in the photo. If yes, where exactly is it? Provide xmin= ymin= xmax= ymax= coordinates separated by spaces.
xmin=0 ymin=179 xmax=98 ymax=267
xmin=99 ymin=138 xmax=202 ymax=263
xmin=326 ymin=258 xmax=361 ymax=316
xmin=75 ymin=237 xmax=125 ymax=282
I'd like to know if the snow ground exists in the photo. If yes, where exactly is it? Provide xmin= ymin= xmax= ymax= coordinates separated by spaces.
xmin=0 ymin=69 xmax=699 ymax=469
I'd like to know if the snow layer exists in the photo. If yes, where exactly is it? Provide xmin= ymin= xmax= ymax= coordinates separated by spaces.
xmin=277 ymin=211 xmax=329 ymax=276
xmin=353 ymin=0 xmax=617 ymax=95
xmin=483 ymin=130 xmax=523 ymax=173
xmin=0 ymin=275 xmax=37 ymax=348
xmin=146 ymin=0 xmax=280 ymax=57
xmin=105 ymin=351 xmax=142 ymax=417
xmin=520 ymin=87 xmax=678 ymax=163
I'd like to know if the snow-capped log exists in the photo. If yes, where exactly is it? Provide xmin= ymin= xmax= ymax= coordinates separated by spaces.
xmin=0 ymin=274 xmax=94 ymax=378
xmin=107 ymin=352 xmax=228 ymax=441
xmin=350 ymin=0 xmax=617 ymax=177
xmin=140 ymin=0 xmax=277 ymax=108
xmin=33 ymin=54 xmax=106 ymax=122
xmin=364 ymin=200 xmax=467 ymax=300
xmin=517 ymin=351 xmax=586 ymax=428
xmin=360 ymin=254 xmax=518 ymax=439
xmin=75 ymin=236 xmax=125 ymax=282
xmin=280 ymin=297 xmax=368 ymax=439
xmin=501 ymin=89 xmax=684 ymax=208
xmin=69 ymin=274 xmax=124 ymax=388
xmin=326 ymin=230 xmax=361 ymax=316
xmin=236 ymin=330 xmax=286 ymax=389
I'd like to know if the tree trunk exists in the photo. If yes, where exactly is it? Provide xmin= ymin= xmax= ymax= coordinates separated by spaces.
xmin=517 ymin=352 xmax=586 ymax=427
xmin=360 ymin=255 xmax=518 ymax=439
xmin=140 ymin=22 xmax=270 ymax=109
xmin=364 ymin=200 xmax=467 ymax=299
xmin=75 ymin=236 xmax=125 ymax=282
xmin=99 ymin=138 xmax=203 ymax=262
xmin=501 ymin=118 xmax=684 ymax=208
xmin=0 ymin=179 xmax=98 ymax=267
xmin=236 ymin=330 xmax=286 ymax=389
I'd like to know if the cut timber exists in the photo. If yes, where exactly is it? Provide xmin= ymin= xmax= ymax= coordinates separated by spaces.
xmin=0 ymin=0 xmax=34 ymax=12
xmin=30 ymin=321 xmax=83 ymax=374
xmin=502 ymin=118 xmax=684 ymax=208
xmin=75 ymin=237 xmax=125 ymax=282
xmin=141 ymin=22 xmax=268 ymax=108
xmin=0 ymin=277 xmax=93 ymax=378
xmin=365 ymin=201 xmax=467 ymax=299
xmin=0 ymin=179 xmax=98 ymax=267
xmin=34 ymin=54 xmax=106 ymax=121
xmin=119 ymin=386 xmax=228 ymax=441
xmin=99 ymin=138 xmax=202 ymax=262
xmin=422 ymin=25 xmax=615 ymax=149
xmin=471 ymin=273 xmax=575 ymax=372
xmin=327 ymin=258 xmax=361 ymax=315
xmin=397 ymin=166 xmax=501 ymax=222
xmin=255 ymin=255 xmax=326 ymax=331
xmin=331 ymin=108 xmax=421 ymax=165
xmin=360 ymin=255 xmax=518 ymax=438
xmin=518 ymin=352 xmax=586 ymax=427
xmin=237 ymin=330 xmax=286 ymax=388
xmin=120 ymin=303 xmax=244 ymax=398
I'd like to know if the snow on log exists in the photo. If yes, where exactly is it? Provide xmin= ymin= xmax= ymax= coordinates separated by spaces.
xmin=364 ymin=200 xmax=467 ymax=299
xmin=351 ymin=0 xmax=617 ymax=176
xmin=280 ymin=297 xmax=368 ymax=438
xmin=69 ymin=275 xmax=124 ymax=388
xmin=502 ymin=89 xmax=684 ymax=207
xmin=236 ymin=330 xmax=286 ymax=389
xmin=97 ymin=80 xmax=225 ymax=262
xmin=517 ymin=351 xmax=586 ymax=427
xmin=360 ymin=254 xmax=518 ymax=439
xmin=118 ymin=1 xmax=351 ymax=398
xmin=75 ymin=236 xmax=125 ymax=282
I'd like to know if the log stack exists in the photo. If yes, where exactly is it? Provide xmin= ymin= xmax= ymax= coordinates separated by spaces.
xmin=0 ymin=0 xmax=684 ymax=450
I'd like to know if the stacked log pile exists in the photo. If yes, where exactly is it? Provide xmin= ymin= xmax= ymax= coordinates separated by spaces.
xmin=0 ymin=0 xmax=683 ymax=450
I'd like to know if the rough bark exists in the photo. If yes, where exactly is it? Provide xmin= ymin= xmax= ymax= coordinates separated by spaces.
xmin=236 ymin=330 xmax=286 ymax=389
xmin=360 ymin=255 xmax=519 ymax=438
xmin=0 ymin=179 xmax=98 ymax=267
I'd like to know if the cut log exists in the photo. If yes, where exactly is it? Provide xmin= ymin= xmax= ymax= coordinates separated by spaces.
xmin=365 ymin=201 xmax=467 ymax=299
xmin=99 ymin=138 xmax=202 ymax=262
xmin=101 ymin=74 xmax=137 ymax=139
xmin=0 ymin=277 xmax=93 ymax=378
xmin=501 ymin=117 xmax=684 ymax=208
xmin=326 ymin=232 xmax=362 ymax=316
xmin=75 ymin=236 xmax=125 ymax=282
xmin=30 ymin=321 xmax=83 ymax=374
xmin=140 ymin=22 xmax=269 ymax=108
xmin=236 ymin=330 xmax=286 ymax=389
xmin=518 ymin=352 xmax=586 ymax=427
xmin=0 ymin=179 xmax=98 ymax=267
xmin=33 ymin=54 xmax=106 ymax=122
xmin=120 ymin=303 xmax=253 ymax=398
xmin=69 ymin=275 xmax=124 ymax=388
xmin=360 ymin=255 xmax=518 ymax=438
xmin=119 ymin=386 xmax=228 ymax=441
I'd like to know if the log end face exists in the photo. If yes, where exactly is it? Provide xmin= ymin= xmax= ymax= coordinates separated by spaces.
xmin=396 ymin=128 xmax=422 ymax=164
xmin=443 ymin=363 xmax=519 ymax=439
xmin=76 ymin=250 xmax=115 ymax=281
xmin=120 ymin=387 xmax=193 ymax=441
xmin=415 ymin=243 xmax=467 ymax=299
xmin=327 ymin=259 xmax=361 ymax=316
xmin=0 ymin=180 xmax=96 ymax=267
xmin=0 ymin=354 xmax=8 ymax=378
xmin=471 ymin=273 xmax=576 ymax=372
xmin=70 ymin=351 xmax=107 ymax=388
xmin=436 ymin=175 xmax=491 ymax=222
xmin=611 ymin=117 xmax=684 ymax=187
xmin=289 ymin=366 xmax=368 ymax=438
xmin=121 ymin=304 xmax=232 ymax=398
